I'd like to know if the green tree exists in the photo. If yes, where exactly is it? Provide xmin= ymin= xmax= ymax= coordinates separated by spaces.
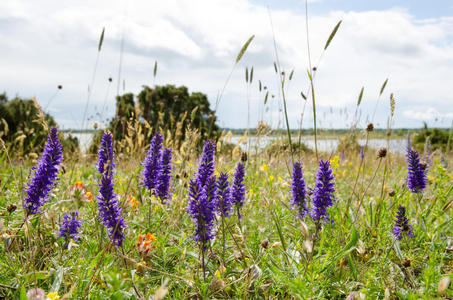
xmin=0 ymin=93 xmax=78 ymax=156
xmin=136 ymin=85 xmax=219 ymax=140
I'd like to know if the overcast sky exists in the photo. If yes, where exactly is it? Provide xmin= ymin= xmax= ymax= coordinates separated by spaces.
xmin=1 ymin=0 xmax=453 ymax=130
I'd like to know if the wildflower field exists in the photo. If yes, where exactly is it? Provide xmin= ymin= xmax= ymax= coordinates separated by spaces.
xmin=1 ymin=3 xmax=453 ymax=299
xmin=0 ymin=122 xmax=452 ymax=299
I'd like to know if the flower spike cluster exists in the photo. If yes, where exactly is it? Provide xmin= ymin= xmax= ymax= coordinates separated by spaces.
xmin=393 ymin=205 xmax=414 ymax=240
xmin=217 ymin=172 xmax=232 ymax=217
xmin=311 ymin=160 xmax=335 ymax=223
xmin=406 ymin=146 xmax=427 ymax=193
xmin=141 ymin=132 xmax=173 ymax=202
xmin=97 ymin=131 xmax=125 ymax=246
xmin=291 ymin=162 xmax=307 ymax=218
xmin=187 ymin=141 xmax=218 ymax=248
xmin=58 ymin=211 xmax=82 ymax=248
xmin=23 ymin=127 xmax=63 ymax=215
xmin=231 ymin=162 xmax=246 ymax=218
xmin=142 ymin=133 xmax=163 ymax=191
xmin=156 ymin=147 xmax=172 ymax=202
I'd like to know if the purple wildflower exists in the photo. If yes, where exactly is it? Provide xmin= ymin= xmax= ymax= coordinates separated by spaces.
xmin=406 ymin=147 xmax=427 ymax=193
xmin=196 ymin=141 xmax=216 ymax=187
xmin=311 ymin=160 xmax=335 ymax=223
xmin=340 ymin=150 xmax=345 ymax=162
xmin=187 ymin=141 xmax=218 ymax=246
xmin=97 ymin=129 xmax=114 ymax=175
xmin=393 ymin=205 xmax=414 ymax=240
xmin=231 ymin=162 xmax=246 ymax=219
xmin=23 ymin=127 xmax=63 ymax=215
xmin=360 ymin=147 xmax=364 ymax=161
xmin=97 ymin=131 xmax=125 ymax=247
xmin=217 ymin=172 xmax=232 ymax=217
xmin=291 ymin=162 xmax=307 ymax=218
xmin=142 ymin=132 xmax=164 ymax=192
xmin=188 ymin=176 xmax=217 ymax=248
xmin=58 ymin=211 xmax=82 ymax=248
xmin=156 ymin=147 xmax=172 ymax=203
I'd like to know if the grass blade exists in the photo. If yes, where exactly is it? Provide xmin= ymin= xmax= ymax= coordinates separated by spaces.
xmin=357 ymin=87 xmax=364 ymax=106
xmin=98 ymin=27 xmax=105 ymax=52
xmin=379 ymin=78 xmax=388 ymax=96
xmin=324 ymin=20 xmax=342 ymax=50
xmin=236 ymin=35 xmax=255 ymax=63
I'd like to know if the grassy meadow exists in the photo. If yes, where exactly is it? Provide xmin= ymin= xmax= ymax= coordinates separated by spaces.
xmin=0 ymin=125 xmax=452 ymax=299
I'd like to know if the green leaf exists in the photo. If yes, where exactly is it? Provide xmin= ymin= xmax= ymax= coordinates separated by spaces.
xmin=20 ymin=285 xmax=27 ymax=300
xmin=250 ymin=67 xmax=254 ymax=84
xmin=235 ymin=35 xmax=255 ymax=63
xmin=98 ymin=27 xmax=105 ymax=52
xmin=245 ymin=67 xmax=249 ymax=83
xmin=324 ymin=20 xmax=342 ymax=50
xmin=50 ymin=266 xmax=64 ymax=293
xmin=264 ymin=91 xmax=269 ymax=105
xmin=357 ymin=87 xmax=364 ymax=106
xmin=21 ymin=271 xmax=49 ymax=283
xmin=379 ymin=78 xmax=388 ymax=96
xmin=153 ymin=61 xmax=158 ymax=78
xmin=321 ymin=227 xmax=358 ymax=272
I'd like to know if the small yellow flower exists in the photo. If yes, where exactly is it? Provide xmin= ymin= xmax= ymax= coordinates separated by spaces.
xmin=331 ymin=155 xmax=340 ymax=170
xmin=47 ymin=292 xmax=60 ymax=300
xmin=260 ymin=164 xmax=269 ymax=172
xmin=249 ymin=189 xmax=254 ymax=198
xmin=278 ymin=177 xmax=283 ymax=182
xmin=268 ymin=175 xmax=274 ymax=182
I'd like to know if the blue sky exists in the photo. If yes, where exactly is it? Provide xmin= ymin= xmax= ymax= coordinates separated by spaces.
xmin=255 ymin=0 xmax=453 ymax=19
xmin=0 ymin=0 xmax=452 ymax=130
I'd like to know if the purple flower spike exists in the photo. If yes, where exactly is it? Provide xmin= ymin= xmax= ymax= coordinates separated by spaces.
xmin=406 ymin=147 xmax=427 ymax=193
xmin=311 ymin=160 xmax=335 ymax=223
xmin=291 ymin=162 xmax=307 ymax=218
xmin=196 ymin=141 xmax=216 ymax=187
xmin=393 ymin=205 xmax=414 ymax=240
xmin=187 ymin=141 xmax=218 ymax=247
xmin=58 ymin=211 xmax=82 ymax=248
xmin=156 ymin=147 xmax=172 ymax=203
xmin=142 ymin=132 xmax=164 ymax=192
xmin=217 ymin=172 xmax=232 ymax=217
xmin=231 ymin=162 xmax=246 ymax=218
xmin=360 ymin=147 xmax=364 ymax=161
xmin=23 ymin=127 xmax=63 ymax=215
xmin=188 ymin=177 xmax=217 ymax=248
xmin=97 ymin=131 xmax=125 ymax=247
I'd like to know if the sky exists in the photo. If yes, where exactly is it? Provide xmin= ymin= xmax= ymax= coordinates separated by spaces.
xmin=1 ymin=0 xmax=453 ymax=130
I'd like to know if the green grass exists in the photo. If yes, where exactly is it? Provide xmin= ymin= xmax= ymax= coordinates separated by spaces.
xmin=0 ymin=141 xmax=452 ymax=299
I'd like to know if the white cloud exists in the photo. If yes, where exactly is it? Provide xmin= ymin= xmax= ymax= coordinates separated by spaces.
xmin=0 ymin=0 xmax=452 ymax=129
xmin=403 ymin=107 xmax=453 ymax=120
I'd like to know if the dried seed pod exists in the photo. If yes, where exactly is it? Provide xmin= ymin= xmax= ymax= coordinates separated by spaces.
xmin=366 ymin=123 xmax=374 ymax=132
xmin=377 ymin=147 xmax=387 ymax=158
xmin=241 ymin=152 xmax=248 ymax=162
xmin=402 ymin=258 xmax=411 ymax=267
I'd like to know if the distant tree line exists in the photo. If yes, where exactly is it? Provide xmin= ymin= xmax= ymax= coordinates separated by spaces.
xmin=0 ymin=93 xmax=78 ymax=156
xmin=90 ymin=84 xmax=220 ymax=153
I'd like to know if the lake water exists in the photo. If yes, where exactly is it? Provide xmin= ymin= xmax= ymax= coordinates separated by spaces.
xmin=69 ymin=132 xmax=407 ymax=155
xmin=230 ymin=135 xmax=407 ymax=155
